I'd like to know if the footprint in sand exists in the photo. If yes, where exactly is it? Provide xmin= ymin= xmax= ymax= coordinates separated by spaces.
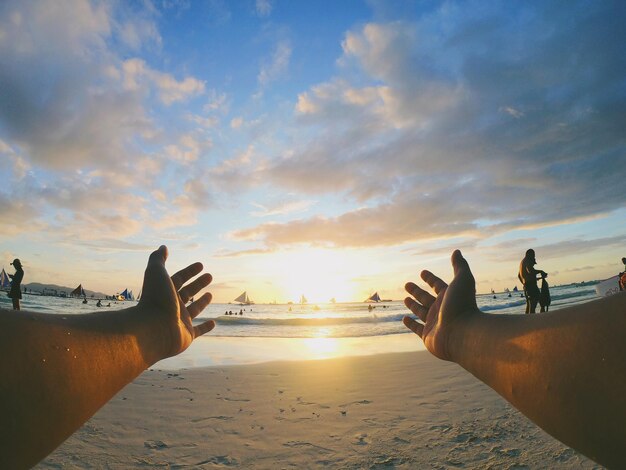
xmin=352 ymin=433 xmax=369 ymax=446
xmin=144 ymin=440 xmax=168 ymax=449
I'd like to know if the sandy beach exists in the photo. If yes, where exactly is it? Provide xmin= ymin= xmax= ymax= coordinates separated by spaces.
xmin=37 ymin=351 xmax=600 ymax=469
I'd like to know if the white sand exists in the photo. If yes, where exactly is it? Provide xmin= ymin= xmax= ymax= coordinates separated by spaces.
xmin=37 ymin=351 xmax=600 ymax=469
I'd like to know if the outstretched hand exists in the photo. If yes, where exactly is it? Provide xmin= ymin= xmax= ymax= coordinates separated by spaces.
xmin=138 ymin=245 xmax=215 ymax=359
xmin=403 ymin=250 xmax=480 ymax=361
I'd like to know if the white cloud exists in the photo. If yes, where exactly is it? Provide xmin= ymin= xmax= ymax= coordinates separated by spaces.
xmin=0 ymin=0 xmax=210 ymax=245
xmin=258 ymin=40 xmax=292 ymax=86
xmin=122 ymin=58 xmax=205 ymax=104
xmin=164 ymin=134 xmax=210 ymax=163
xmin=255 ymin=0 xmax=272 ymax=17
xmin=187 ymin=113 xmax=219 ymax=128
xmin=244 ymin=4 xmax=626 ymax=250
xmin=500 ymin=106 xmax=524 ymax=119
xmin=250 ymin=199 xmax=316 ymax=217
xmin=230 ymin=117 xmax=244 ymax=128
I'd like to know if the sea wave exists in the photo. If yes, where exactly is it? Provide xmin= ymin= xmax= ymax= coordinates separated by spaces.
xmin=214 ymin=313 xmax=406 ymax=327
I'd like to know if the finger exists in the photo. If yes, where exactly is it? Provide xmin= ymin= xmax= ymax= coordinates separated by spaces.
xmin=451 ymin=250 xmax=471 ymax=277
xmin=420 ymin=270 xmax=447 ymax=295
xmin=171 ymin=262 xmax=203 ymax=290
xmin=148 ymin=245 xmax=168 ymax=267
xmin=403 ymin=316 xmax=424 ymax=337
xmin=187 ymin=292 xmax=213 ymax=319
xmin=179 ymin=273 xmax=213 ymax=303
xmin=405 ymin=281 xmax=436 ymax=308
xmin=194 ymin=319 xmax=216 ymax=337
xmin=404 ymin=296 xmax=428 ymax=322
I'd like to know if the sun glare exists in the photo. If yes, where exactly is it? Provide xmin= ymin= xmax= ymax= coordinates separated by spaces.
xmin=302 ymin=337 xmax=340 ymax=359
xmin=259 ymin=248 xmax=370 ymax=303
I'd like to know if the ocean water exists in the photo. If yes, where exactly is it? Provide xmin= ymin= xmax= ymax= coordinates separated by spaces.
xmin=0 ymin=283 xmax=600 ymax=369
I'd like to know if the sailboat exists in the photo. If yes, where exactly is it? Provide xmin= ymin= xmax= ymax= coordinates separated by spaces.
xmin=300 ymin=294 xmax=308 ymax=305
xmin=329 ymin=297 xmax=336 ymax=303
xmin=0 ymin=268 xmax=11 ymax=291
xmin=70 ymin=284 xmax=86 ymax=298
xmin=117 ymin=288 xmax=134 ymax=301
xmin=366 ymin=292 xmax=381 ymax=302
xmin=234 ymin=291 xmax=253 ymax=305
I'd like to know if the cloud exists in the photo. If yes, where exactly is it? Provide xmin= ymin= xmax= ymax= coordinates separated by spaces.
xmin=255 ymin=0 xmax=272 ymax=17
xmin=258 ymin=40 xmax=292 ymax=86
xmin=187 ymin=114 xmax=219 ymax=128
xmin=250 ymin=199 xmax=316 ymax=217
xmin=0 ymin=0 xmax=212 ymax=247
xmin=241 ymin=3 xmax=626 ymax=250
xmin=487 ymin=235 xmax=626 ymax=263
xmin=213 ymin=247 xmax=275 ymax=258
xmin=122 ymin=58 xmax=205 ymax=104
xmin=164 ymin=134 xmax=210 ymax=163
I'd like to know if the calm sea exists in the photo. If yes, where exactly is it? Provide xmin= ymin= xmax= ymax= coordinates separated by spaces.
xmin=0 ymin=283 xmax=599 ymax=368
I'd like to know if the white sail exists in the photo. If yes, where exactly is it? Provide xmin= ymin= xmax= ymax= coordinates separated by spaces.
xmin=234 ymin=291 xmax=251 ymax=304
xmin=300 ymin=294 xmax=308 ymax=304
xmin=0 ymin=269 xmax=10 ymax=289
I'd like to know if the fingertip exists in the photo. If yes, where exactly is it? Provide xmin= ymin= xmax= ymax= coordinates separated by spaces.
xmin=195 ymin=319 xmax=216 ymax=337
xmin=402 ymin=315 xmax=424 ymax=337
xmin=149 ymin=245 xmax=168 ymax=266
xmin=404 ymin=282 xmax=414 ymax=292
xmin=452 ymin=249 xmax=470 ymax=274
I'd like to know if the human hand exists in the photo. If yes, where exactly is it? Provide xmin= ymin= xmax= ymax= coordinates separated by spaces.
xmin=403 ymin=250 xmax=480 ymax=361
xmin=138 ymin=245 xmax=215 ymax=360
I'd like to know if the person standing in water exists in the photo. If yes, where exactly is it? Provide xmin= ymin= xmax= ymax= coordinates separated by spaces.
xmin=8 ymin=259 xmax=24 ymax=311
xmin=518 ymin=249 xmax=547 ymax=314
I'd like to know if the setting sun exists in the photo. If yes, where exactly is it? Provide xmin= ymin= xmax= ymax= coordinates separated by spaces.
xmin=257 ymin=248 xmax=370 ymax=303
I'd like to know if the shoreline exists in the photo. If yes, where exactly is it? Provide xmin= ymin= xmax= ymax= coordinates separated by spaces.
xmin=155 ymin=333 xmax=424 ymax=369
xmin=38 ymin=350 xmax=597 ymax=469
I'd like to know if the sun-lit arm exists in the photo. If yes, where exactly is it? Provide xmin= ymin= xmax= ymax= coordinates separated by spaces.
xmin=0 ymin=246 xmax=215 ymax=469
xmin=403 ymin=251 xmax=626 ymax=468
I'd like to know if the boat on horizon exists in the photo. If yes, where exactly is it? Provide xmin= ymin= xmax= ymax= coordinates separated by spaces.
xmin=234 ymin=291 xmax=253 ymax=305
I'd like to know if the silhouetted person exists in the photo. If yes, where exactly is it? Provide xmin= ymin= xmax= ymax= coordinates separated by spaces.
xmin=620 ymin=257 xmax=626 ymax=291
xmin=518 ymin=249 xmax=547 ymax=314
xmin=8 ymin=259 xmax=24 ymax=311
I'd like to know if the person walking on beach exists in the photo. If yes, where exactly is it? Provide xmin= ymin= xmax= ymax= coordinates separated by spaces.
xmin=518 ymin=249 xmax=547 ymax=314
xmin=7 ymin=258 xmax=24 ymax=311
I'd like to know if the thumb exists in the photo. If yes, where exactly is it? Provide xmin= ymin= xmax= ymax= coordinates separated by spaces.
xmin=148 ymin=245 xmax=168 ymax=268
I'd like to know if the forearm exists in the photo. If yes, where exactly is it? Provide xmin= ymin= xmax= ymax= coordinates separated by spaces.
xmin=0 ymin=307 xmax=168 ymax=469
xmin=449 ymin=293 xmax=626 ymax=467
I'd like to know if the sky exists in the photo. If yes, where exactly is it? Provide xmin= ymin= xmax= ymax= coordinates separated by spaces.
xmin=0 ymin=0 xmax=625 ymax=303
